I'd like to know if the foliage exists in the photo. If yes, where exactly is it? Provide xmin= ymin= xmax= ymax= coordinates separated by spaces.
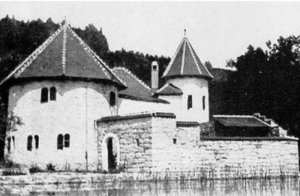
xmin=221 ymin=35 xmax=300 ymax=137
xmin=46 ymin=163 xmax=56 ymax=172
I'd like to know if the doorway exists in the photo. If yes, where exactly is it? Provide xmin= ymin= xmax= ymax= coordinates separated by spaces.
xmin=102 ymin=133 xmax=120 ymax=171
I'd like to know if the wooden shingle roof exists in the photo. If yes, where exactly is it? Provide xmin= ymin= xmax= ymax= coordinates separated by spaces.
xmin=162 ymin=37 xmax=213 ymax=80
xmin=0 ymin=22 xmax=126 ymax=89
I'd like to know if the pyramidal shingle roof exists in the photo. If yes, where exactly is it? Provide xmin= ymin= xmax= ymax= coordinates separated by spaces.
xmin=155 ymin=83 xmax=183 ymax=96
xmin=162 ymin=37 xmax=213 ymax=79
xmin=0 ymin=22 xmax=126 ymax=89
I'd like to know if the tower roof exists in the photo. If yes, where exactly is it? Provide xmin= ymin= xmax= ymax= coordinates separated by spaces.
xmin=162 ymin=37 xmax=213 ymax=80
xmin=0 ymin=22 xmax=126 ymax=89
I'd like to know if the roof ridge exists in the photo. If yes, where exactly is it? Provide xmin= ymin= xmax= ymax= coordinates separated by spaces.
xmin=180 ymin=39 xmax=187 ymax=75
xmin=186 ymin=39 xmax=202 ymax=75
xmin=62 ymin=25 xmax=67 ymax=74
xmin=156 ymin=82 xmax=170 ymax=94
xmin=0 ymin=24 xmax=65 ymax=85
xmin=67 ymin=26 xmax=127 ymax=88
xmin=113 ymin=67 xmax=151 ymax=90
xmin=188 ymin=42 xmax=214 ymax=78
xmin=162 ymin=38 xmax=185 ymax=78
xmin=213 ymin=115 xmax=254 ymax=118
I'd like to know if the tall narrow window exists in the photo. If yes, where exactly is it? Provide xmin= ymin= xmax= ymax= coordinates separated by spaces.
xmin=64 ymin=134 xmax=70 ymax=148
xmin=34 ymin=135 xmax=39 ymax=149
xmin=57 ymin=134 xmax=63 ymax=150
xmin=187 ymin=95 xmax=193 ymax=109
xmin=12 ymin=136 xmax=15 ymax=149
xmin=202 ymin=96 xmax=206 ymax=110
xmin=41 ymin=88 xmax=48 ymax=103
xmin=109 ymin=92 xmax=116 ymax=106
xmin=7 ymin=137 xmax=11 ymax=153
xmin=27 ymin=136 xmax=33 ymax=151
xmin=50 ymin=87 xmax=56 ymax=101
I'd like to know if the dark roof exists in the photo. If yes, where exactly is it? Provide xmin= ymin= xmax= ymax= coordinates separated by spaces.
xmin=155 ymin=83 xmax=183 ymax=96
xmin=213 ymin=115 xmax=271 ymax=127
xmin=0 ymin=23 xmax=126 ymax=89
xmin=162 ymin=37 xmax=213 ymax=80
xmin=176 ymin=121 xmax=200 ymax=127
xmin=112 ymin=67 xmax=169 ymax=103
xmin=98 ymin=112 xmax=176 ymax=123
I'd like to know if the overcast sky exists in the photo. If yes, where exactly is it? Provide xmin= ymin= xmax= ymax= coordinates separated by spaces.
xmin=1 ymin=1 xmax=300 ymax=69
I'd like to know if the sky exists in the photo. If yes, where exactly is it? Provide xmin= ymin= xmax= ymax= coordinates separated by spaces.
xmin=1 ymin=1 xmax=300 ymax=69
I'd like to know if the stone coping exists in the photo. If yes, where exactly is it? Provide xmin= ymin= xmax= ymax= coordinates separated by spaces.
xmin=201 ymin=137 xmax=298 ymax=141
xmin=98 ymin=112 xmax=176 ymax=123
xmin=176 ymin=121 xmax=200 ymax=127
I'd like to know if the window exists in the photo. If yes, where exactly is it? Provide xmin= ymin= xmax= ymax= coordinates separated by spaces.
xmin=41 ymin=88 xmax=48 ymax=103
xmin=187 ymin=95 xmax=193 ymax=109
xmin=34 ymin=135 xmax=39 ymax=149
xmin=57 ymin=134 xmax=63 ymax=150
xmin=136 ymin=139 xmax=140 ymax=146
xmin=12 ymin=136 xmax=15 ymax=149
xmin=202 ymin=96 xmax=206 ymax=110
xmin=109 ymin=92 xmax=116 ymax=106
xmin=173 ymin=138 xmax=177 ymax=144
xmin=57 ymin=134 xmax=70 ymax=150
xmin=153 ymin=65 xmax=157 ymax=71
xmin=64 ymin=134 xmax=70 ymax=148
xmin=7 ymin=137 xmax=11 ymax=153
xmin=27 ymin=136 xmax=33 ymax=151
xmin=50 ymin=87 xmax=56 ymax=101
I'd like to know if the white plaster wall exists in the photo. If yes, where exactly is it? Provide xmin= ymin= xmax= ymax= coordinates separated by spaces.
xmin=118 ymin=98 xmax=170 ymax=115
xmin=167 ymin=78 xmax=209 ymax=123
xmin=6 ymin=80 xmax=117 ymax=171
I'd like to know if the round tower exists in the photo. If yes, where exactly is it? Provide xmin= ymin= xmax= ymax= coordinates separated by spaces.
xmin=0 ymin=22 xmax=126 ymax=170
xmin=159 ymin=35 xmax=213 ymax=123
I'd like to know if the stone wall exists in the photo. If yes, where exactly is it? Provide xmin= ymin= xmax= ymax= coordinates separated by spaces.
xmin=97 ymin=113 xmax=299 ymax=179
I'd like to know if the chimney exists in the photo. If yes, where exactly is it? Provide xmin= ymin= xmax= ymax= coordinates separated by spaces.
xmin=151 ymin=61 xmax=159 ymax=93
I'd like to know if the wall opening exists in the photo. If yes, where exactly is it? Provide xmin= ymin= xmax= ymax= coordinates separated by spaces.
xmin=187 ymin=95 xmax=193 ymax=109
xmin=102 ymin=133 xmax=120 ymax=171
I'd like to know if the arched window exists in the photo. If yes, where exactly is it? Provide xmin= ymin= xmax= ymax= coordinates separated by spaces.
xmin=7 ymin=137 xmax=11 ymax=153
xmin=57 ymin=134 xmax=63 ymax=150
xmin=202 ymin=96 xmax=206 ymax=110
xmin=41 ymin=88 xmax=48 ymax=103
xmin=34 ymin=135 xmax=39 ymax=149
xmin=109 ymin=92 xmax=116 ymax=106
xmin=187 ymin=95 xmax=193 ymax=109
xmin=27 ymin=136 xmax=33 ymax=151
xmin=50 ymin=87 xmax=56 ymax=101
xmin=64 ymin=134 xmax=70 ymax=148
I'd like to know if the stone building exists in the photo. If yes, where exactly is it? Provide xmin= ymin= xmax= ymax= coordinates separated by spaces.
xmin=1 ymin=22 xmax=298 ymax=178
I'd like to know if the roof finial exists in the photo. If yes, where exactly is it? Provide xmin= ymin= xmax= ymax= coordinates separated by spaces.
xmin=184 ymin=29 xmax=186 ymax=37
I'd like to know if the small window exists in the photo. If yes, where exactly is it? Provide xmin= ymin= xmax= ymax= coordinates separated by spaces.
xmin=136 ymin=139 xmax=140 ymax=146
xmin=50 ymin=87 xmax=56 ymax=101
xmin=173 ymin=138 xmax=177 ymax=144
xmin=202 ymin=96 xmax=206 ymax=110
xmin=34 ymin=135 xmax=39 ymax=149
xmin=7 ymin=137 xmax=11 ymax=153
xmin=187 ymin=95 xmax=193 ymax=109
xmin=153 ymin=65 xmax=157 ymax=71
xmin=57 ymin=134 xmax=63 ymax=150
xmin=41 ymin=88 xmax=48 ymax=103
xmin=109 ymin=92 xmax=116 ymax=106
xmin=27 ymin=136 xmax=33 ymax=151
xmin=12 ymin=136 xmax=15 ymax=149
xmin=64 ymin=134 xmax=70 ymax=148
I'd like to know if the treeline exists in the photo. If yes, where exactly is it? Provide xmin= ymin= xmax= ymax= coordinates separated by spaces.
xmin=211 ymin=36 xmax=300 ymax=138
xmin=1 ymin=15 xmax=300 ymax=139
xmin=0 ymin=16 xmax=170 ymax=86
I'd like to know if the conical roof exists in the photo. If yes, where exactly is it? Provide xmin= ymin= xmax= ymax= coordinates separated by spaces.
xmin=162 ymin=37 xmax=213 ymax=80
xmin=0 ymin=22 xmax=126 ymax=89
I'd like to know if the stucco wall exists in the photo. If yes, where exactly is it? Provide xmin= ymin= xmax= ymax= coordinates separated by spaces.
xmin=118 ymin=98 xmax=170 ymax=115
xmin=165 ymin=78 xmax=209 ymax=123
xmin=6 ymin=80 xmax=118 ymax=171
